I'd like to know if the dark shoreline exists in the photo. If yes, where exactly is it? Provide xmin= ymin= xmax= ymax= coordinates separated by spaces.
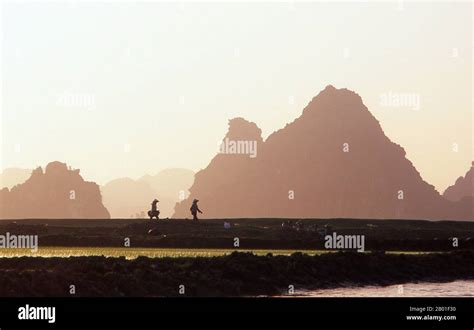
xmin=1 ymin=250 xmax=473 ymax=297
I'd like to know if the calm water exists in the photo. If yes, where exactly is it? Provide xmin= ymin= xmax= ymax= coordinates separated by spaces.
xmin=295 ymin=280 xmax=474 ymax=297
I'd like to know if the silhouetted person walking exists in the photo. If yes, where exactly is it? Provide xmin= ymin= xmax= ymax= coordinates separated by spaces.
xmin=190 ymin=199 xmax=203 ymax=221
xmin=148 ymin=199 xmax=160 ymax=220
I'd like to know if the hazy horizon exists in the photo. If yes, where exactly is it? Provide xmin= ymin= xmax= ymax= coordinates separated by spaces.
xmin=1 ymin=1 xmax=472 ymax=192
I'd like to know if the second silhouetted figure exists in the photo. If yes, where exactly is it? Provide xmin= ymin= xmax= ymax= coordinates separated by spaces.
xmin=190 ymin=199 xmax=203 ymax=221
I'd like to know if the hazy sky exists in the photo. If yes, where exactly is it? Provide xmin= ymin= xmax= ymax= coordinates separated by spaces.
xmin=1 ymin=1 xmax=472 ymax=193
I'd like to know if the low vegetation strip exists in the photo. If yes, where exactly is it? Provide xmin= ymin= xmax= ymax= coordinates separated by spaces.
xmin=0 ymin=247 xmax=440 ymax=259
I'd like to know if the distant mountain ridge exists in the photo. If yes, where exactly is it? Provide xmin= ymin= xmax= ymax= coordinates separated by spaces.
xmin=443 ymin=163 xmax=474 ymax=202
xmin=101 ymin=168 xmax=194 ymax=218
xmin=0 ymin=168 xmax=32 ymax=189
xmin=173 ymin=85 xmax=473 ymax=220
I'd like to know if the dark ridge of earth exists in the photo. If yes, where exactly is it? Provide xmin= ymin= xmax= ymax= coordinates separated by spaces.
xmin=1 ymin=218 xmax=474 ymax=251
xmin=0 ymin=251 xmax=473 ymax=297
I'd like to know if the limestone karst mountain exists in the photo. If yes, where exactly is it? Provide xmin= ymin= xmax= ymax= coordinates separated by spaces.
xmin=173 ymin=85 xmax=473 ymax=221
xmin=101 ymin=169 xmax=194 ymax=218
xmin=443 ymin=162 xmax=474 ymax=202
xmin=0 ymin=161 xmax=110 ymax=219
